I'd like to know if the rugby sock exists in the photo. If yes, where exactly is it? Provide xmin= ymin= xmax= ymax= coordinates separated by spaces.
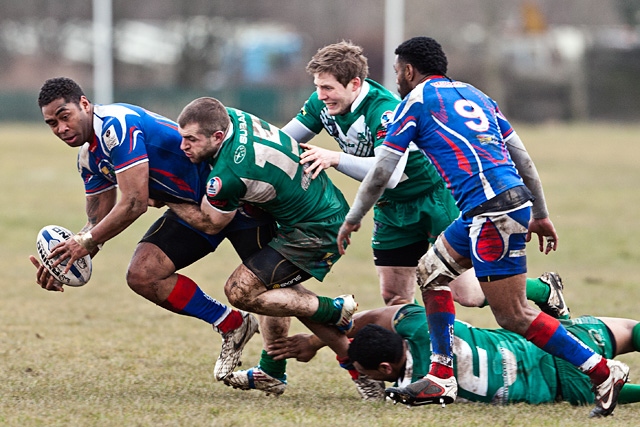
xmin=162 ymin=274 xmax=233 ymax=327
xmin=631 ymin=323 xmax=640 ymax=351
xmin=618 ymin=384 xmax=640 ymax=404
xmin=216 ymin=310 xmax=243 ymax=334
xmin=258 ymin=350 xmax=287 ymax=380
xmin=525 ymin=277 xmax=550 ymax=304
xmin=424 ymin=288 xmax=455 ymax=379
xmin=525 ymin=312 xmax=609 ymax=384
xmin=337 ymin=355 xmax=359 ymax=380
xmin=309 ymin=296 xmax=336 ymax=324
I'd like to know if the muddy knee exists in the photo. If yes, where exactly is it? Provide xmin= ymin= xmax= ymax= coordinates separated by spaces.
xmin=417 ymin=238 xmax=469 ymax=291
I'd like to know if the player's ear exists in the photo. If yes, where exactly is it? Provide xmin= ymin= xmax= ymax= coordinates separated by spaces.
xmin=404 ymin=63 xmax=415 ymax=82
xmin=213 ymin=129 xmax=226 ymax=142
xmin=378 ymin=362 xmax=393 ymax=375
xmin=350 ymin=77 xmax=362 ymax=91
xmin=79 ymin=96 xmax=92 ymax=113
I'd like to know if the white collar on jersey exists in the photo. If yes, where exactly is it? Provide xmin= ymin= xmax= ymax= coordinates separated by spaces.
xmin=396 ymin=341 xmax=414 ymax=387
xmin=350 ymin=80 xmax=371 ymax=113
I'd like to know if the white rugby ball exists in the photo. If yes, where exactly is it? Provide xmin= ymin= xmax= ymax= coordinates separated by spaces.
xmin=36 ymin=225 xmax=92 ymax=287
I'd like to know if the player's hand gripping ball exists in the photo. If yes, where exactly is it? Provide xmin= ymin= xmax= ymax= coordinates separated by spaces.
xmin=36 ymin=225 xmax=92 ymax=287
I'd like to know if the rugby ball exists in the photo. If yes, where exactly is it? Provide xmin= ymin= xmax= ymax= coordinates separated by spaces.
xmin=36 ymin=225 xmax=92 ymax=287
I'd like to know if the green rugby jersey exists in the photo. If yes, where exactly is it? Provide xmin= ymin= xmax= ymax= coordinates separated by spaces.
xmin=294 ymin=79 xmax=443 ymax=201
xmin=393 ymin=304 xmax=568 ymax=405
xmin=205 ymin=108 xmax=348 ymax=226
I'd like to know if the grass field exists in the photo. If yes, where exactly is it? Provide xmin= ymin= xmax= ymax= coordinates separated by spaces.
xmin=2 ymin=122 xmax=640 ymax=426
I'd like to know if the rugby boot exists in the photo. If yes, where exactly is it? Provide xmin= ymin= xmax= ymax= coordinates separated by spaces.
xmin=223 ymin=366 xmax=287 ymax=396
xmin=214 ymin=311 xmax=260 ymax=380
xmin=386 ymin=374 xmax=457 ymax=407
xmin=589 ymin=359 xmax=629 ymax=417
xmin=333 ymin=294 xmax=358 ymax=333
xmin=536 ymin=272 xmax=571 ymax=320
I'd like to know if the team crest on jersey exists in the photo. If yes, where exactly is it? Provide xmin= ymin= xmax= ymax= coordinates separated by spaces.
xmin=103 ymin=125 xmax=120 ymax=150
xmin=206 ymin=177 xmax=223 ymax=198
xmin=477 ymin=134 xmax=499 ymax=145
xmin=98 ymin=160 xmax=117 ymax=183
xmin=380 ymin=110 xmax=394 ymax=127
xmin=234 ymin=145 xmax=246 ymax=164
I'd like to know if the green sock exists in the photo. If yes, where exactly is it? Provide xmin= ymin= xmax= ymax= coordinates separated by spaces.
xmin=309 ymin=296 xmax=337 ymax=324
xmin=258 ymin=349 xmax=287 ymax=380
xmin=525 ymin=277 xmax=550 ymax=304
xmin=618 ymin=383 xmax=640 ymax=404
xmin=631 ymin=323 xmax=640 ymax=351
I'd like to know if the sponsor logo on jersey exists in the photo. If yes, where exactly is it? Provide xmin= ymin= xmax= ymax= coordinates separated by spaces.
xmin=431 ymin=81 xmax=467 ymax=88
xmin=237 ymin=112 xmax=248 ymax=144
xmin=103 ymin=125 xmax=120 ymax=150
xmin=206 ymin=176 xmax=223 ymax=198
xmin=234 ymin=145 xmax=246 ymax=164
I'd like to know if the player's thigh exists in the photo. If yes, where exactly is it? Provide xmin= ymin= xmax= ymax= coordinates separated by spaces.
xmin=376 ymin=265 xmax=417 ymax=305
xmin=225 ymin=221 xmax=277 ymax=261
xmin=243 ymin=245 xmax=312 ymax=290
xmin=267 ymin=214 xmax=344 ymax=282
xmin=129 ymin=242 xmax=176 ymax=282
xmin=480 ymin=274 xmax=538 ymax=333
xmin=449 ymin=269 xmax=486 ymax=307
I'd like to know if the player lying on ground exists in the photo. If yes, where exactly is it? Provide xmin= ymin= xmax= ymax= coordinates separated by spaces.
xmin=268 ymin=303 xmax=640 ymax=406
xmin=30 ymin=77 xmax=275 ymax=381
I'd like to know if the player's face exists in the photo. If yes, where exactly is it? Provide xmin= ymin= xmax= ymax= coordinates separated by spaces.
xmin=394 ymin=56 xmax=412 ymax=99
xmin=313 ymin=72 xmax=360 ymax=116
xmin=179 ymin=122 xmax=224 ymax=163
xmin=352 ymin=361 xmax=398 ymax=382
xmin=42 ymin=96 xmax=93 ymax=147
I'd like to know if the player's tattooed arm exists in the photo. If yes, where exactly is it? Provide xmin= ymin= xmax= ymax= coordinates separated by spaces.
xmin=83 ymin=189 xmax=116 ymax=230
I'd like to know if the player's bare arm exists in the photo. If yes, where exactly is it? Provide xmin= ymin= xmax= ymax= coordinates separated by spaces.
xmin=268 ymin=305 xmax=402 ymax=361
xmin=268 ymin=334 xmax=324 ymax=362
xmin=164 ymin=200 xmax=232 ymax=236
xmin=81 ymin=187 xmax=118 ymax=234
xmin=199 ymin=197 xmax=236 ymax=234
xmin=168 ymin=195 xmax=235 ymax=235
xmin=49 ymin=163 xmax=149 ymax=271
xmin=506 ymin=133 xmax=559 ymax=253
xmin=506 ymin=133 xmax=549 ymax=219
